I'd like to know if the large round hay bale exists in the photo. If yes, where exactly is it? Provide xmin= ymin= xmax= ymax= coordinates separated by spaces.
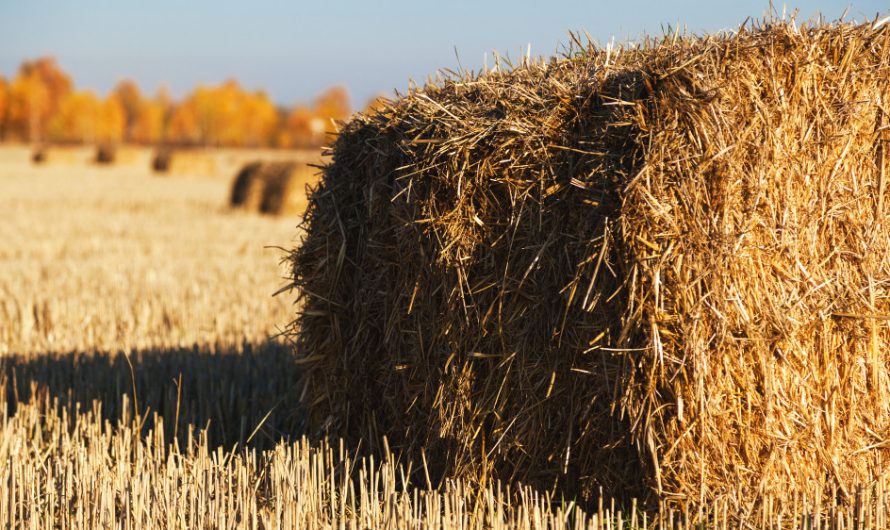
xmin=95 ymin=144 xmax=116 ymax=165
xmin=260 ymin=162 xmax=314 ymax=216
xmin=152 ymin=148 xmax=172 ymax=173
xmin=289 ymin=21 xmax=890 ymax=510
xmin=229 ymin=161 xmax=267 ymax=211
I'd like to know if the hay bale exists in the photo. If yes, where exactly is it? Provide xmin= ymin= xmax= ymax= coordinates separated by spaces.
xmin=152 ymin=148 xmax=172 ymax=173
xmin=260 ymin=162 xmax=314 ymax=216
xmin=229 ymin=161 xmax=267 ymax=211
xmin=289 ymin=20 xmax=890 ymax=508
xmin=31 ymin=147 xmax=46 ymax=164
xmin=95 ymin=144 xmax=116 ymax=165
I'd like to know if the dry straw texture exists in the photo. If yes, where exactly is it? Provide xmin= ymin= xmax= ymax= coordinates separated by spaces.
xmin=290 ymin=19 xmax=890 ymax=508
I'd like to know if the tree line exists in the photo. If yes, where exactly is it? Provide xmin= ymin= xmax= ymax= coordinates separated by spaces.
xmin=0 ymin=57 xmax=377 ymax=149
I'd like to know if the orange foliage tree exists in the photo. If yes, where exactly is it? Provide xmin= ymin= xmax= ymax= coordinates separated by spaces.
xmin=169 ymin=80 xmax=278 ymax=147
xmin=49 ymin=90 xmax=100 ymax=143
xmin=113 ymin=80 xmax=143 ymax=142
xmin=48 ymin=91 xmax=125 ymax=144
xmin=2 ymin=56 xmax=366 ymax=148
xmin=281 ymin=86 xmax=352 ymax=148
xmin=314 ymin=86 xmax=351 ymax=123
xmin=0 ymin=76 xmax=7 ymax=138
xmin=96 ymin=95 xmax=125 ymax=144
xmin=282 ymin=105 xmax=319 ymax=148
xmin=131 ymin=90 xmax=169 ymax=145
xmin=6 ymin=57 xmax=72 ymax=142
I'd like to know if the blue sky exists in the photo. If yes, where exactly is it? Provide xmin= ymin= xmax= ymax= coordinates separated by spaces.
xmin=0 ymin=1 xmax=885 ymax=107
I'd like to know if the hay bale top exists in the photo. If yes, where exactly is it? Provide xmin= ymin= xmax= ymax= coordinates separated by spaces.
xmin=291 ymin=19 xmax=890 ymax=508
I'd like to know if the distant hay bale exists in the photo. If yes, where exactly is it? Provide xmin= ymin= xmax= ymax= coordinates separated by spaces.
xmin=152 ymin=148 xmax=172 ymax=173
xmin=229 ymin=161 xmax=267 ymax=211
xmin=260 ymin=162 xmax=314 ymax=216
xmin=31 ymin=147 xmax=46 ymax=164
xmin=228 ymin=161 xmax=314 ymax=215
xmin=289 ymin=21 xmax=890 ymax=508
xmin=95 ymin=144 xmax=116 ymax=165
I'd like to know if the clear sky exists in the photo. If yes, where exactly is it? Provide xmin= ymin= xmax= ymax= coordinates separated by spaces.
xmin=0 ymin=1 xmax=885 ymax=107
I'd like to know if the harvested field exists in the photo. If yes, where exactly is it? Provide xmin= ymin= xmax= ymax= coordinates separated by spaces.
xmin=289 ymin=19 xmax=890 ymax=511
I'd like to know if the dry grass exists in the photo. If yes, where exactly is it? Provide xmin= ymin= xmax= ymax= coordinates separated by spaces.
xmin=5 ymin=389 xmax=889 ymax=529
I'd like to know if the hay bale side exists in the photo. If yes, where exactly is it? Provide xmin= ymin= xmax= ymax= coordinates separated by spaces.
xmin=229 ymin=161 xmax=267 ymax=211
xmin=95 ymin=144 xmax=116 ymax=165
xmin=260 ymin=162 xmax=314 ymax=216
xmin=289 ymin=21 xmax=890 ymax=507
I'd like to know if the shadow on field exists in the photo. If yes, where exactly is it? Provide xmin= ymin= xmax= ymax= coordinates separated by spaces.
xmin=1 ymin=341 xmax=306 ymax=451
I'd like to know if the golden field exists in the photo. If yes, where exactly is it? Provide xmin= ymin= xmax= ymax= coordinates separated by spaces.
xmin=0 ymin=144 xmax=887 ymax=529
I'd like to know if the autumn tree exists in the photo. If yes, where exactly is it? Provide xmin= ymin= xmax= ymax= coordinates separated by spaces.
xmin=241 ymin=90 xmax=278 ymax=147
xmin=131 ymin=92 xmax=168 ymax=145
xmin=96 ymin=94 xmax=125 ymax=144
xmin=167 ymin=80 xmax=279 ymax=147
xmin=6 ymin=57 xmax=72 ymax=142
xmin=113 ymin=80 xmax=143 ymax=142
xmin=283 ymin=105 xmax=320 ymax=148
xmin=314 ymin=86 xmax=351 ymax=125
xmin=168 ymin=95 xmax=199 ymax=146
xmin=0 ymin=76 xmax=7 ymax=139
xmin=49 ymin=90 xmax=100 ymax=143
xmin=280 ymin=87 xmax=351 ymax=149
xmin=48 ymin=91 xmax=125 ymax=144
xmin=0 ymin=55 xmax=367 ymax=148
